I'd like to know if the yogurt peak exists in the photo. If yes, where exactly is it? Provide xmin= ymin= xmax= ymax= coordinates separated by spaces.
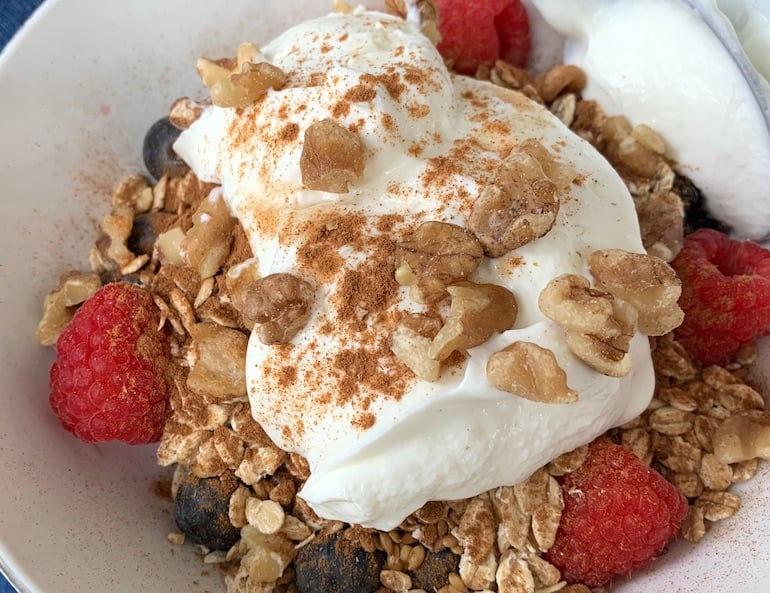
xmin=175 ymin=10 xmax=656 ymax=530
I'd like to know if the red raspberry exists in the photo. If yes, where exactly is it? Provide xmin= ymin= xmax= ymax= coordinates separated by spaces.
xmin=436 ymin=0 xmax=531 ymax=75
xmin=49 ymin=282 xmax=172 ymax=444
xmin=546 ymin=440 xmax=688 ymax=587
xmin=671 ymin=228 xmax=770 ymax=365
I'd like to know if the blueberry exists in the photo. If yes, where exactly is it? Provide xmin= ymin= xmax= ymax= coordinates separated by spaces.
xmin=143 ymin=117 xmax=188 ymax=181
xmin=174 ymin=470 xmax=241 ymax=550
xmin=295 ymin=532 xmax=385 ymax=593
xmin=410 ymin=548 xmax=460 ymax=591
xmin=128 ymin=211 xmax=175 ymax=256
xmin=675 ymin=174 xmax=729 ymax=235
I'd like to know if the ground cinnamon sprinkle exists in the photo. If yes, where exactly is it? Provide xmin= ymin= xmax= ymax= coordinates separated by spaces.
xmin=278 ymin=122 xmax=300 ymax=143
xmin=296 ymin=212 xmax=367 ymax=282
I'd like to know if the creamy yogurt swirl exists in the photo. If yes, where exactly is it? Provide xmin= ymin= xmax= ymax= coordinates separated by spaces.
xmin=175 ymin=10 xmax=654 ymax=530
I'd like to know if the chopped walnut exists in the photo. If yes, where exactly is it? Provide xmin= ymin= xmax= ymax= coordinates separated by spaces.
xmin=239 ymin=525 xmax=295 ymax=583
xmin=187 ymin=323 xmax=248 ymax=400
xmin=391 ymin=324 xmax=441 ymax=381
xmin=155 ymin=227 xmax=186 ymax=266
xmin=384 ymin=0 xmax=441 ymax=45
xmin=181 ymin=189 xmax=236 ymax=279
xmin=429 ymin=281 xmax=518 ymax=361
xmin=300 ymin=119 xmax=366 ymax=193
xmin=94 ymin=206 xmax=135 ymax=271
xmin=169 ymin=97 xmax=205 ymax=129
xmin=468 ymin=151 xmax=559 ymax=257
xmin=587 ymin=249 xmax=684 ymax=336
xmin=487 ymin=341 xmax=578 ymax=404
xmin=240 ymin=273 xmax=315 ymax=345
xmin=226 ymin=258 xmax=262 ymax=328
xmin=539 ymin=274 xmax=635 ymax=377
xmin=484 ymin=60 xmax=542 ymax=104
xmin=396 ymin=221 xmax=484 ymax=304
xmin=605 ymin=117 xmax=667 ymax=178
xmin=518 ymin=139 xmax=578 ymax=192
xmin=712 ymin=410 xmax=770 ymax=464
xmin=197 ymin=57 xmax=287 ymax=109
xmin=35 ymin=271 xmax=102 ymax=346
xmin=534 ymin=65 xmax=586 ymax=104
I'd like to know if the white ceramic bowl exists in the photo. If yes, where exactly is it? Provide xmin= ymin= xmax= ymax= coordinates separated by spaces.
xmin=0 ymin=1 xmax=767 ymax=592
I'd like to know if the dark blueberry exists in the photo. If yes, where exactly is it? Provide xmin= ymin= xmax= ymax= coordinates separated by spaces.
xmin=295 ymin=531 xmax=385 ymax=593
xmin=127 ymin=211 xmax=176 ymax=256
xmin=174 ymin=469 xmax=241 ymax=550
xmin=410 ymin=548 xmax=460 ymax=591
xmin=674 ymin=173 xmax=730 ymax=236
xmin=120 ymin=275 xmax=145 ymax=286
xmin=143 ymin=117 xmax=188 ymax=181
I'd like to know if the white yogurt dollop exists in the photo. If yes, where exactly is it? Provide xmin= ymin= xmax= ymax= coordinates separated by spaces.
xmin=175 ymin=10 xmax=654 ymax=530
xmin=530 ymin=0 xmax=770 ymax=241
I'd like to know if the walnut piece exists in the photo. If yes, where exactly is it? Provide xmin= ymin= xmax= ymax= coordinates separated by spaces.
xmin=240 ymin=273 xmax=315 ymax=345
xmin=226 ymin=258 xmax=262 ymax=328
xmin=300 ymin=119 xmax=365 ymax=193
xmin=197 ymin=57 xmax=287 ymax=109
xmin=534 ymin=65 xmax=586 ymax=104
xmin=384 ymin=0 xmax=441 ymax=45
xmin=396 ymin=221 xmax=484 ymax=304
xmin=588 ymin=249 xmax=684 ymax=335
xmin=390 ymin=324 xmax=441 ymax=381
xmin=187 ymin=322 xmax=248 ymax=400
xmin=539 ymin=274 xmax=635 ymax=377
xmin=169 ymin=97 xmax=205 ymax=130
xmin=487 ymin=341 xmax=578 ymax=404
xmin=155 ymin=227 xmax=186 ymax=266
xmin=712 ymin=410 xmax=770 ymax=464
xmin=429 ymin=281 xmax=518 ymax=361
xmin=181 ymin=189 xmax=236 ymax=279
xmin=35 ymin=272 xmax=102 ymax=346
xmin=469 ymin=151 xmax=559 ymax=257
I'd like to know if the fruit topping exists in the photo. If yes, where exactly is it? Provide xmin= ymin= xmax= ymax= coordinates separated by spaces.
xmin=173 ymin=468 xmax=241 ymax=550
xmin=436 ymin=0 xmax=531 ymax=75
xmin=671 ymin=228 xmax=770 ymax=365
xmin=294 ymin=531 xmax=386 ymax=593
xmin=142 ymin=117 xmax=188 ymax=181
xmin=48 ymin=282 xmax=172 ymax=444
xmin=409 ymin=547 xmax=460 ymax=591
xmin=127 ymin=211 xmax=176 ymax=257
xmin=546 ymin=440 xmax=688 ymax=586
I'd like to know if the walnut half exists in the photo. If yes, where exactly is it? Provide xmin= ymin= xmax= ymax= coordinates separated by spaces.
xmin=539 ymin=274 xmax=635 ymax=377
xmin=588 ymin=249 xmax=683 ymax=336
xmin=469 ymin=151 xmax=559 ymax=258
xmin=487 ymin=342 xmax=578 ymax=404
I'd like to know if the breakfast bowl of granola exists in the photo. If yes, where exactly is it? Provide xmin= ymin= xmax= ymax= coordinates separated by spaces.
xmin=1 ymin=0 xmax=769 ymax=592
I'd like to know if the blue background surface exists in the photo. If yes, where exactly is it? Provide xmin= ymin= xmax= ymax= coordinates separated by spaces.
xmin=2 ymin=0 xmax=46 ymax=588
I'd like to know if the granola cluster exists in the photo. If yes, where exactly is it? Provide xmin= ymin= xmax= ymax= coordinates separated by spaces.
xmin=35 ymin=9 xmax=770 ymax=593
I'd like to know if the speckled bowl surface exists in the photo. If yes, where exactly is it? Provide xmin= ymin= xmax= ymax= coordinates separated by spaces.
xmin=0 ymin=1 xmax=767 ymax=592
